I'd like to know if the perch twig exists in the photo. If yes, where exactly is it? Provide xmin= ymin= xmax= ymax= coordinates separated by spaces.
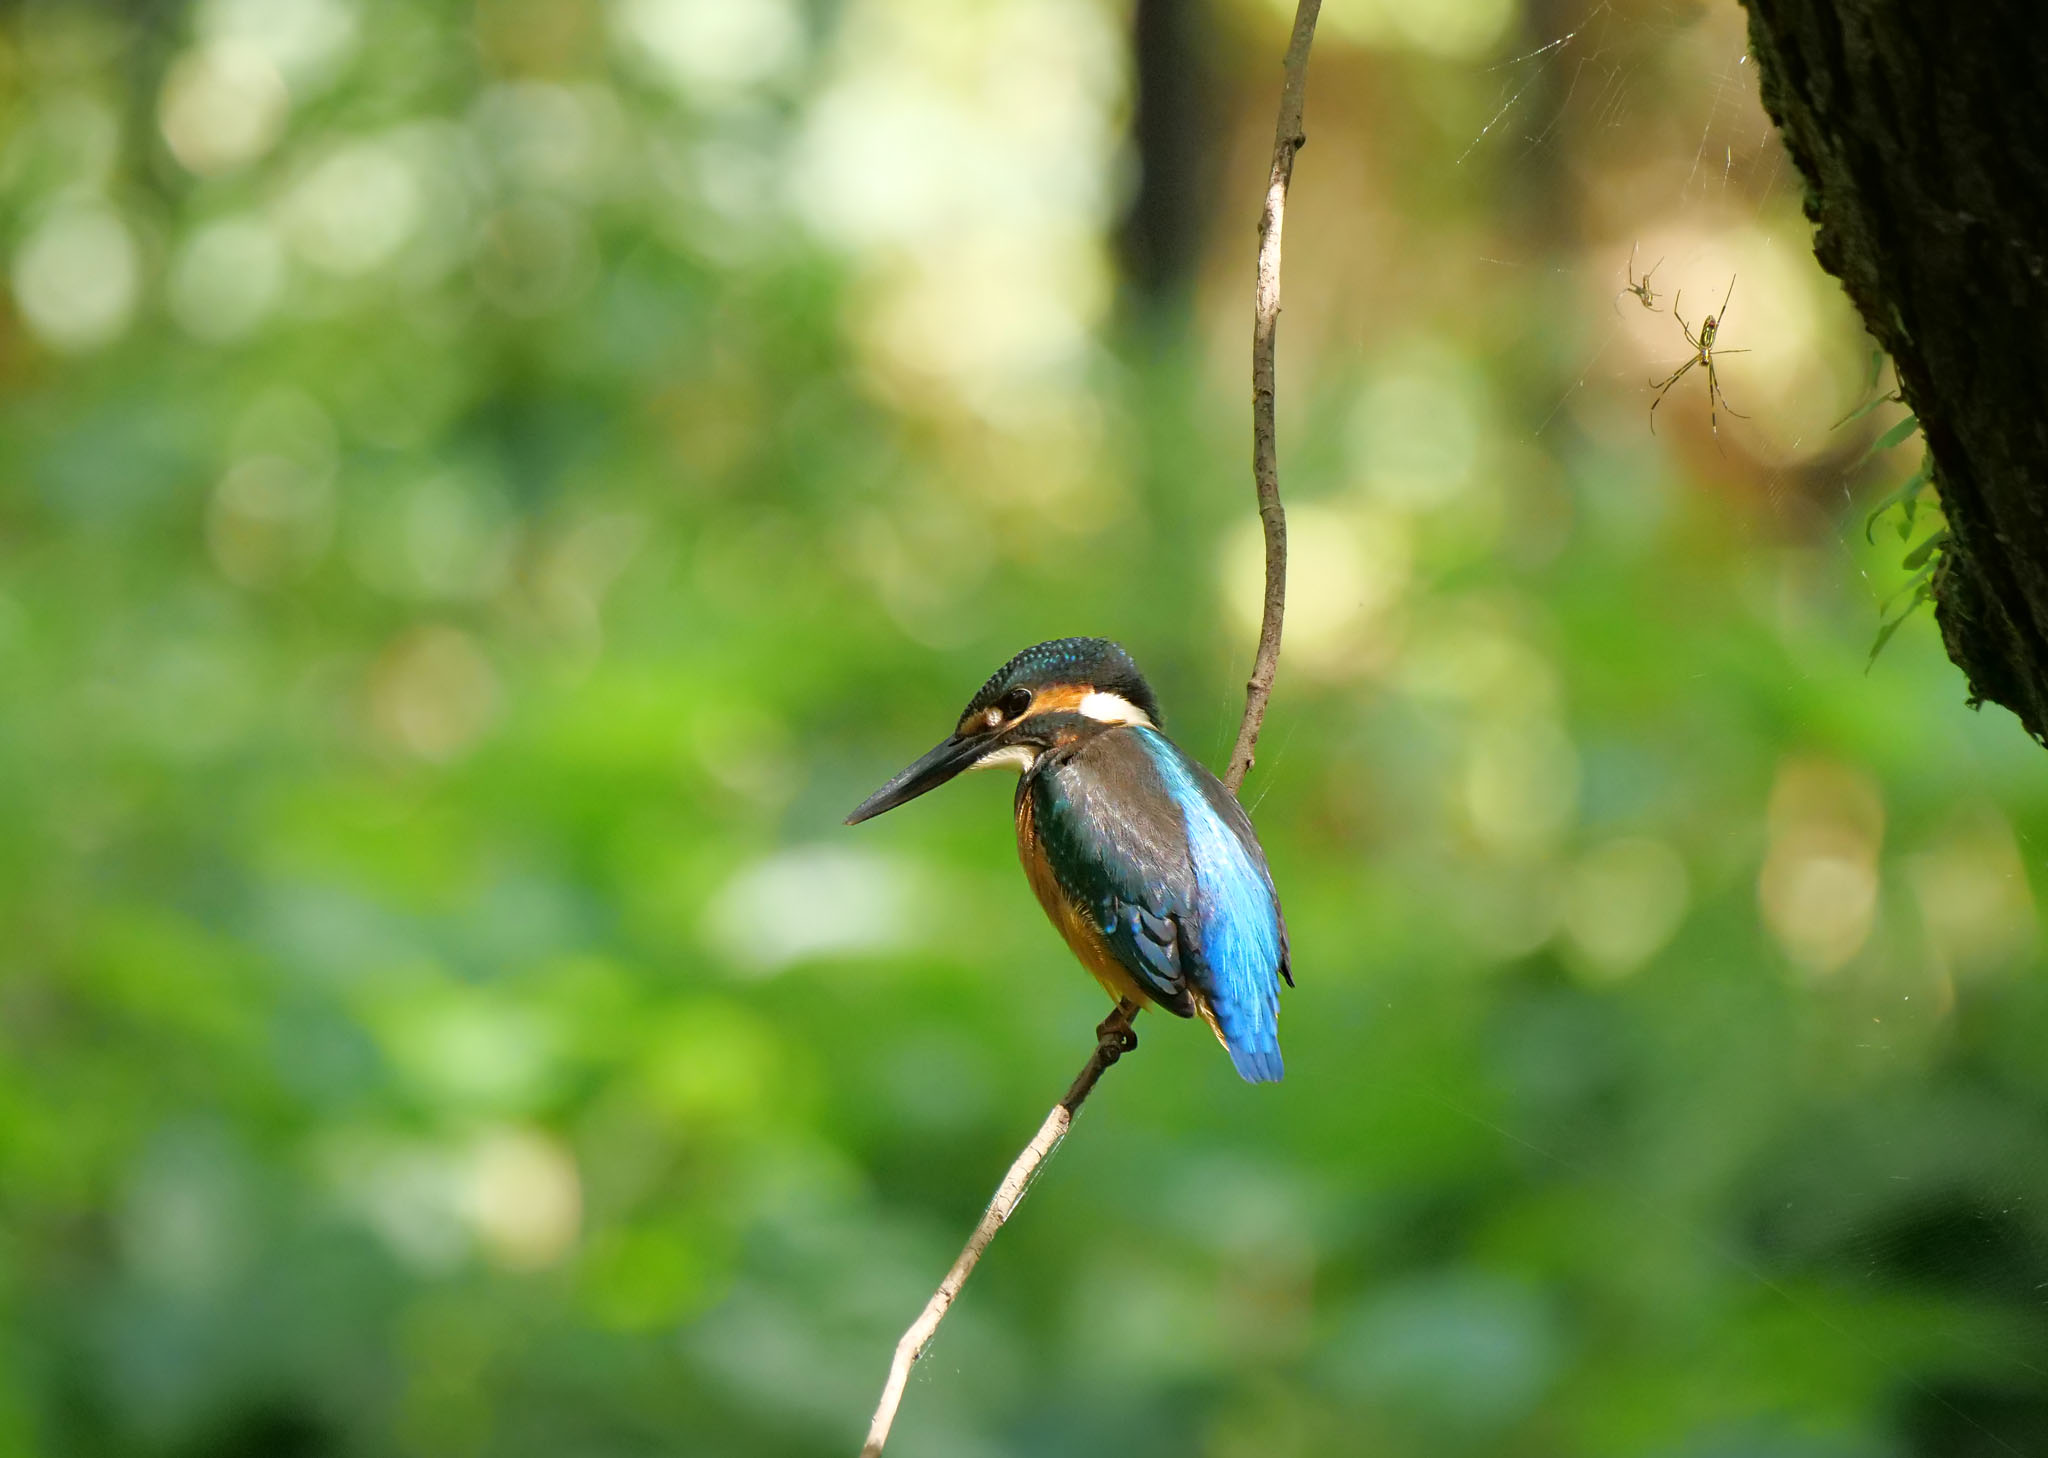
xmin=1225 ymin=0 xmax=1317 ymax=794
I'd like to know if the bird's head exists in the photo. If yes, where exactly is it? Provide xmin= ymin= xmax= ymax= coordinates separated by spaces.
xmin=845 ymin=637 xmax=1161 ymax=825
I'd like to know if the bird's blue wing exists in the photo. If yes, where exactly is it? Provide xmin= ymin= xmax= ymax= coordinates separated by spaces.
xmin=1185 ymin=752 xmax=1292 ymax=990
xmin=1032 ymin=727 xmax=1288 ymax=1082
xmin=1028 ymin=735 xmax=1199 ymax=1017
xmin=1127 ymin=728 xmax=1288 ymax=1083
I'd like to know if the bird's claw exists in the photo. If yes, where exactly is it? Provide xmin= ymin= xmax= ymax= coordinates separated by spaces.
xmin=1094 ymin=1009 xmax=1139 ymax=1062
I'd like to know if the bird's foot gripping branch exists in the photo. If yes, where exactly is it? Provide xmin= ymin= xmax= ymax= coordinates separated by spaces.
xmin=1092 ymin=1003 xmax=1138 ymax=1066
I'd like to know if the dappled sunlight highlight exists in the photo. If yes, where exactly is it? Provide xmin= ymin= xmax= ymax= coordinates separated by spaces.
xmin=1298 ymin=0 xmax=1516 ymax=59
xmin=367 ymin=626 xmax=504 ymax=761
xmin=373 ymin=981 xmax=563 ymax=1113
xmin=612 ymin=0 xmax=806 ymax=98
xmin=791 ymin=0 xmax=1121 ymax=429
xmin=326 ymin=1135 xmax=472 ymax=1274
xmin=197 ymin=0 xmax=358 ymax=91
xmin=159 ymin=42 xmax=290 ymax=176
xmin=851 ymin=496 xmax=999 ymax=650
xmin=348 ymin=469 xmax=518 ymax=602
xmin=1396 ymin=598 xmax=1564 ymax=721
xmin=1349 ymin=347 xmax=1492 ymax=511
xmin=475 ymin=197 xmax=602 ymax=315
xmin=532 ymin=511 xmax=647 ymax=664
xmin=1759 ymin=757 xmax=1885 ymax=976
xmin=465 ymin=1127 xmax=583 ymax=1271
xmin=1561 ymin=836 xmax=1691 ymax=981
xmin=705 ymin=846 xmax=926 ymax=977
xmin=1907 ymin=807 xmax=2037 ymax=981
xmin=1456 ymin=865 xmax=1566 ymax=962
xmin=1223 ymin=503 xmax=1411 ymax=678
xmin=1460 ymin=717 xmax=1581 ymax=861
xmin=208 ymin=389 xmax=342 ymax=587
xmin=117 ymin=1130 xmax=257 ymax=1299
xmin=470 ymin=82 xmax=630 ymax=198
xmin=11 ymin=202 xmax=138 ymax=351
xmin=281 ymin=141 xmax=423 ymax=275
xmin=207 ymin=455 xmax=336 ymax=588
xmin=170 ymin=217 xmax=289 ymax=341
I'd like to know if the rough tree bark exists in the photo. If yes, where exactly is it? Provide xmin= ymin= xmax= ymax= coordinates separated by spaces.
xmin=1740 ymin=0 xmax=2048 ymax=745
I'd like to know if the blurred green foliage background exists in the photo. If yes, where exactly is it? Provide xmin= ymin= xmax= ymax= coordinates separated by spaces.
xmin=3 ymin=1 xmax=2047 ymax=1455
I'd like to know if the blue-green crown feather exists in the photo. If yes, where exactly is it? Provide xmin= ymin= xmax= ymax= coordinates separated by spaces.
xmin=965 ymin=638 xmax=1164 ymax=726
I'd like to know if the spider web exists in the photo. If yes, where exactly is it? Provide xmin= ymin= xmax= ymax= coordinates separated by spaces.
xmin=1461 ymin=1 xmax=1909 ymax=647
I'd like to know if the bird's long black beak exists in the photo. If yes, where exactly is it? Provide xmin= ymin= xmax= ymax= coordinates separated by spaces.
xmin=845 ymin=734 xmax=985 ymax=824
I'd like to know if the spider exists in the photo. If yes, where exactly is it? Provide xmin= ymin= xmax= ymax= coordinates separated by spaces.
xmin=1617 ymin=243 xmax=1663 ymax=312
xmin=1648 ymin=276 xmax=1749 ymax=439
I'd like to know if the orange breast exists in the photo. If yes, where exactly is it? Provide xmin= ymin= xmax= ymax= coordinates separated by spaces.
xmin=1014 ymin=788 xmax=1153 ymax=1009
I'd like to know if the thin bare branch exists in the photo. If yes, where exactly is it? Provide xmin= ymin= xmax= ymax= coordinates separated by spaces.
xmin=1226 ymin=0 xmax=1319 ymax=795
xmin=858 ymin=1003 xmax=1138 ymax=1458
xmin=857 ymin=5 xmax=1318 ymax=1449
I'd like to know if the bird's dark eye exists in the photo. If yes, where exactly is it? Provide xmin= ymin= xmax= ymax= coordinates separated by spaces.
xmin=998 ymin=688 xmax=1033 ymax=719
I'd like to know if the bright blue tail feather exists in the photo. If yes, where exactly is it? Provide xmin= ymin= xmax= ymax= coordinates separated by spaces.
xmin=1210 ymin=967 xmax=1284 ymax=1083
xmin=1223 ymin=1035 xmax=1285 ymax=1084
xmin=1133 ymin=728 xmax=1286 ymax=1085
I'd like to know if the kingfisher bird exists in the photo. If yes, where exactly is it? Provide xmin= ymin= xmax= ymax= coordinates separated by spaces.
xmin=846 ymin=638 xmax=1291 ymax=1083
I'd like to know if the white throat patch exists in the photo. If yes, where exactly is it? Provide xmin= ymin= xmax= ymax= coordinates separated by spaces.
xmin=1077 ymin=691 xmax=1153 ymax=727
xmin=970 ymin=744 xmax=1038 ymax=774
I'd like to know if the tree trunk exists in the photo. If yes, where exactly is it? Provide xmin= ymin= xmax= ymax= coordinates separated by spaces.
xmin=1740 ymin=0 xmax=2048 ymax=746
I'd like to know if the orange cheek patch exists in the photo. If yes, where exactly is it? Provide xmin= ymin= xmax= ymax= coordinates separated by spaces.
xmin=1032 ymin=685 xmax=1091 ymax=714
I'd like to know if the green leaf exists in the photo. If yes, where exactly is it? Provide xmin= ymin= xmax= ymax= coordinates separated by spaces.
xmin=1868 ymin=580 xmax=1937 ymax=668
xmin=1867 ymin=613 xmax=1907 ymax=668
xmin=1879 ymin=559 xmax=1940 ymax=613
xmin=1860 ymin=413 xmax=1920 ymax=463
xmin=1901 ymin=529 xmax=1950 ymax=572
xmin=1863 ymin=455 xmax=1933 ymax=543
xmin=1831 ymin=351 xmax=1891 ymax=429
xmin=1834 ymin=390 xmax=1902 ymax=429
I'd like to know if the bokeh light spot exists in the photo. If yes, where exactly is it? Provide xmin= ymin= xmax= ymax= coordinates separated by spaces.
xmin=11 ymin=202 xmax=139 ymax=351
xmin=158 ymin=41 xmax=289 ymax=175
xmin=282 ymin=142 xmax=421 ymax=274
xmin=1350 ymin=351 xmax=1488 ymax=509
xmin=1759 ymin=757 xmax=1884 ymax=975
xmin=1309 ymin=0 xmax=1516 ymax=58
xmin=197 ymin=0 xmax=358 ymax=90
xmin=615 ymin=0 xmax=804 ymax=96
xmin=1462 ymin=718 xmax=1581 ymax=859
xmin=1562 ymin=836 xmax=1691 ymax=980
xmin=1224 ymin=503 xmax=1410 ymax=678
xmin=208 ymin=455 xmax=335 ymax=587
xmin=368 ymin=626 xmax=503 ymax=761
xmin=466 ymin=1127 xmax=582 ymax=1270
xmin=1908 ymin=807 xmax=2037 ymax=979
xmin=169 ymin=217 xmax=288 ymax=341
xmin=706 ymin=846 xmax=922 ymax=976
